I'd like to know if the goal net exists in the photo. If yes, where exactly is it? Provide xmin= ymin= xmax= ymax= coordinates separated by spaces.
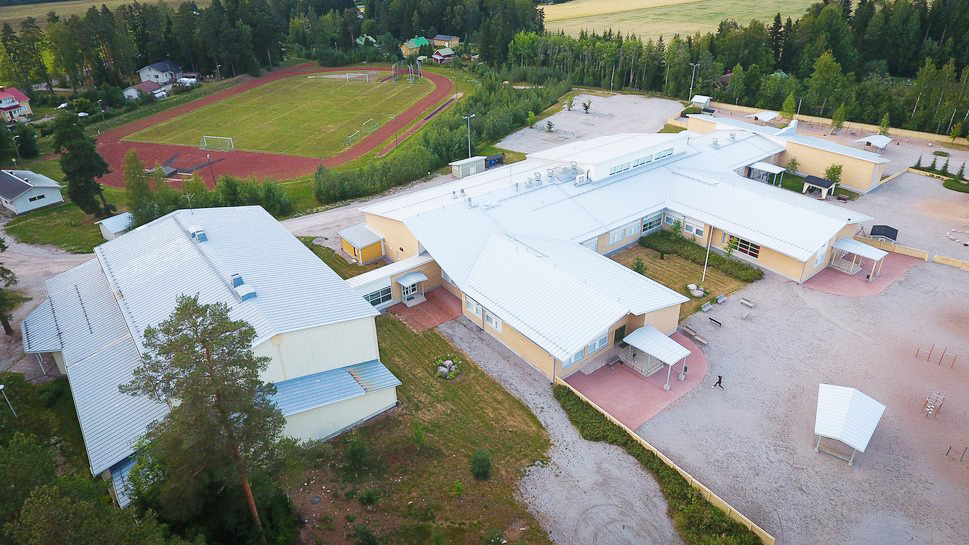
xmin=346 ymin=130 xmax=361 ymax=148
xmin=200 ymin=136 xmax=234 ymax=152
xmin=345 ymin=73 xmax=370 ymax=83
xmin=362 ymin=118 xmax=379 ymax=134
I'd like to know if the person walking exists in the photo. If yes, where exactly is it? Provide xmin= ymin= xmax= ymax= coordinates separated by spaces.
xmin=712 ymin=375 xmax=723 ymax=389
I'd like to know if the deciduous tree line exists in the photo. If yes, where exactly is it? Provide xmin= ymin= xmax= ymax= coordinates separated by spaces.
xmin=507 ymin=0 xmax=969 ymax=136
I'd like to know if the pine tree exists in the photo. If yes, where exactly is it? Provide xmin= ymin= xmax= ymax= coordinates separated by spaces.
xmin=769 ymin=13 xmax=784 ymax=65
xmin=831 ymin=103 xmax=847 ymax=133
xmin=941 ymin=158 xmax=950 ymax=175
xmin=0 ymin=237 xmax=17 ymax=336
xmin=878 ymin=112 xmax=890 ymax=135
xmin=123 ymin=150 xmax=156 ymax=227
xmin=51 ymin=112 xmax=113 ymax=217
xmin=781 ymin=92 xmax=797 ymax=119
xmin=914 ymin=155 xmax=922 ymax=168
xmin=957 ymin=162 xmax=965 ymax=181
xmin=929 ymin=156 xmax=937 ymax=171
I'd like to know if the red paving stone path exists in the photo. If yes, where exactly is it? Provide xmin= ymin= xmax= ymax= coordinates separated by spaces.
xmin=388 ymin=288 xmax=462 ymax=331
xmin=566 ymin=333 xmax=707 ymax=429
xmin=804 ymin=253 xmax=921 ymax=297
xmin=94 ymin=63 xmax=454 ymax=188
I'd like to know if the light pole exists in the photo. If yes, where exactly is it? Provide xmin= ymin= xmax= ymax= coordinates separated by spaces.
xmin=389 ymin=115 xmax=398 ymax=148
xmin=0 ymin=384 xmax=17 ymax=418
xmin=462 ymin=113 xmax=475 ymax=158
xmin=97 ymin=99 xmax=105 ymax=122
xmin=206 ymin=153 xmax=216 ymax=185
xmin=688 ymin=62 xmax=700 ymax=100
xmin=10 ymin=134 xmax=20 ymax=163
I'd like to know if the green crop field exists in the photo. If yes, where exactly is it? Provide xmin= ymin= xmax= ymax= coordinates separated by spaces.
xmin=541 ymin=0 xmax=814 ymax=40
xmin=126 ymin=72 xmax=434 ymax=158
xmin=0 ymin=0 xmax=212 ymax=26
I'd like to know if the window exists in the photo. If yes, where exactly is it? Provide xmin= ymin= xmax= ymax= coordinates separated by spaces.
xmin=728 ymin=235 xmax=760 ymax=258
xmin=609 ymin=166 xmax=617 ymax=175
xmin=664 ymin=215 xmax=674 ymax=225
xmin=642 ymin=213 xmax=662 ymax=234
xmin=27 ymin=194 xmax=46 ymax=202
xmin=609 ymin=228 xmax=625 ymax=244
xmin=466 ymin=296 xmax=482 ymax=317
xmin=363 ymin=286 xmax=392 ymax=306
xmin=565 ymin=348 xmax=585 ymax=366
xmin=684 ymin=222 xmax=704 ymax=238
xmin=625 ymin=222 xmax=638 ymax=238
xmin=815 ymin=242 xmax=828 ymax=268
xmin=655 ymin=148 xmax=674 ymax=159
xmin=643 ymin=154 xmax=653 ymax=164
xmin=587 ymin=333 xmax=608 ymax=354
xmin=581 ymin=238 xmax=598 ymax=252
xmin=484 ymin=311 xmax=502 ymax=332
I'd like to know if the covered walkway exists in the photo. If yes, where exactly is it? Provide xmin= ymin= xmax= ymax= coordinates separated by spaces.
xmin=565 ymin=333 xmax=707 ymax=429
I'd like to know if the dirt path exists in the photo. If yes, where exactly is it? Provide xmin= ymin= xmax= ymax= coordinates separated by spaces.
xmin=0 ymin=219 xmax=91 ymax=377
xmin=438 ymin=318 xmax=683 ymax=545
xmin=95 ymin=64 xmax=454 ymax=188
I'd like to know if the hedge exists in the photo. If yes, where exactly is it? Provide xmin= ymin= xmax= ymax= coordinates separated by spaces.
xmin=943 ymin=179 xmax=969 ymax=193
xmin=553 ymin=385 xmax=761 ymax=545
xmin=639 ymin=230 xmax=764 ymax=282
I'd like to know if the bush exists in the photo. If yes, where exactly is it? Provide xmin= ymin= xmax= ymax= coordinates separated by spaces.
xmin=345 ymin=435 xmax=369 ymax=473
xmin=470 ymin=448 xmax=492 ymax=480
xmin=553 ymin=385 xmax=761 ymax=545
xmin=484 ymin=528 xmax=504 ymax=545
xmin=352 ymin=524 xmax=380 ymax=545
xmin=682 ymin=105 xmax=702 ymax=115
xmin=639 ymin=231 xmax=764 ymax=282
xmin=358 ymin=488 xmax=380 ymax=506
xmin=943 ymin=179 xmax=969 ymax=193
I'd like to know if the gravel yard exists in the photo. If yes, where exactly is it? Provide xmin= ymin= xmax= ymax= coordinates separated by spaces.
xmin=438 ymin=318 xmax=683 ymax=545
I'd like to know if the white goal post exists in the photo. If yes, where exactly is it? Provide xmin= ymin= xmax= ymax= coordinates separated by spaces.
xmin=345 ymin=73 xmax=370 ymax=82
xmin=362 ymin=118 xmax=379 ymax=134
xmin=199 ymin=136 xmax=235 ymax=152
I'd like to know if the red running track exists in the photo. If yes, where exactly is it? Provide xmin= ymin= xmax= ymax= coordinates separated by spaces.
xmin=95 ymin=63 xmax=454 ymax=188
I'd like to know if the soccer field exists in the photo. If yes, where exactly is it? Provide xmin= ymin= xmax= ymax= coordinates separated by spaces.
xmin=542 ymin=0 xmax=814 ymax=40
xmin=126 ymin=73 xmax=435 ymax=158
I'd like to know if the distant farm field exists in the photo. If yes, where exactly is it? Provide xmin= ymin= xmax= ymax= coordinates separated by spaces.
xmin=0 ymin=0 xmax=211 ymax=26
xmin=126 ymin=73 xmax=434 ymax=158
xmin=541 ymin=0 xmax=815 ymax=40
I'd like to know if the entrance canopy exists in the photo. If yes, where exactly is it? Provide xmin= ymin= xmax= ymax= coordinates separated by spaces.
xmin=623 ymin=325 xmax=690 ymax=366
xmin=749 ymin=161 xmax=785 ymax=174
xmin=815 ymin=384 xmax=885 ymax=453
xmin=832 ymin=237 xmax=887 ymax=262
xmin=395 ymin=271 xmax=428 ymax=286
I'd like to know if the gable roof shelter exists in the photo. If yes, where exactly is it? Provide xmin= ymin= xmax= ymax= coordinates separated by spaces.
xmin=622 ymin=325 xmax=691 ymax=391
xmin=830 ymin=237 xmax=888 ymax=281
xmin=744 ymin=111 xmax=779 ymax=123
xmin=95 ymin=212 xmax=133 ymax=241
xmin=814 ymin=384 xmax=886 ymax=465
xmin=869 ymin=225 xmax=898 ymax=242
xmin=802 ymin=175 xmax=836 ymax=199
xmin=690 ymin=95 xmax=711 ymax=109
xmin=855 ymin=134 xmax=892 ymax=150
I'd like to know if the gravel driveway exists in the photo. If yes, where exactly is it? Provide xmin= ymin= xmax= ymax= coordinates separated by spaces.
xmin=438 ymin=318 xmax=682 ymax=545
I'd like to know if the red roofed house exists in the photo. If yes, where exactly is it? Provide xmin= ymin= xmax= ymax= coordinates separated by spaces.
xmin=0 ymin=87 xmax=31 ymax=123
xmin=123 ymin=80 xmax=163 ymax=100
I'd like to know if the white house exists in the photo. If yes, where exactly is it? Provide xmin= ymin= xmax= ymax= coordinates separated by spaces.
xmin=0 ymin=87 xmax=31 ymax=122
xmin=122 ymin=80 xmax=162 ymax=100
xmin=95 ymin=212 xmax=133 ymax=240
xmin=137 ymin=60 xmax=182 ymax=84
xmin=0 ymin=169 xmax=62 ymax=214
xmin=21 ymin=206 xmax=399 ymax=506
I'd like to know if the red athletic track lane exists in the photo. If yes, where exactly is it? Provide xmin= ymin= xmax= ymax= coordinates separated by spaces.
xmin=95 ymin=63 xmax=454 ymax=188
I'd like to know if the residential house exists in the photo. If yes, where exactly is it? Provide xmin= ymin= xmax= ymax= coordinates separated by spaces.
xmin=137 ymin=60 xmax=182 ymax=84
xmin=0 ymin=169 xmax=62 ymax=214
xmin=432 ymin=34 xmax=461 ymax=48
xmin=432 ymin=47 xmax=455 ymax=64
xmin=0 ymin=87 xmax=31 ymax=122
xmin=21 ymin=206 xmax=400 ymax=506
xmin=94 ymin=212 xmax=133 ymax=241
xmin=400 ymin=36 xmax=429 ymax=57
xmin=341 ymin=132 xmax=877 ymax=381
xmin=122 ymin=80 xmax=162 ymax=100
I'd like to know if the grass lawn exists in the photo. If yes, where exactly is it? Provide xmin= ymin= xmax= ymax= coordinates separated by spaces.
xmin=0 ymin=0 xmax=211 ymax=27
xmin=779 ymin=172 xmax=859 ymax=200
xmin=611 ymin=245 xmax=747 ymax=320
xmin=291 ymin=315 xmax=551 ymax=545
xmin=298 ymin=236 xmax=381 ymax=279
xmin=658 ymin=123 xmax=685 ymax=133
xmin=542 ymin=0 xmax=814 ymax=40
xmin=126 ymin=73 xmax=435 ymax=158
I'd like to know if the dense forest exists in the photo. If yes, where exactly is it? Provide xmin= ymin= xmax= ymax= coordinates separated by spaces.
xmin=510 ymin=0 xmax=969 ymax=136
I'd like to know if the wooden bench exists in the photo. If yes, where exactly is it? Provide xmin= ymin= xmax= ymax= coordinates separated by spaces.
xmin=692 ymin=334 xmax=708 ymax=345
xmin=715 ymin=294 xmax=727 ymax=304
xmin=740 ymin=297 xmax=756 ymax=308
xmin=681 ymin=324 xmax=698 ymax=337
xmin=701 ymin=302 xmax=714 ymax=312
xmin=708 ymin=317 xmax=722 ymax=327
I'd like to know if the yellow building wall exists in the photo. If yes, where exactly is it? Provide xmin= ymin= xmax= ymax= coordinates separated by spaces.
xmin=254 ymin=317 xmax=380 ymax=383
xmin=462 ymin=293 xmax=560 ymax=380
xmin=641 ymin=304 xmax=681 ymax=333
xmin=708 ymin=227 xmax=806 ymax=282
xmin=282 ymin=388 xmax=397 ymax=441
xmin=686 ymin=117 xmax=718 ymax=134
xmin=797 ymin=222 xmax=862 ymax=283
xmin=389 ymin=260 xmax=442 ymax=300
xmin=780 ymin=143 xmax=884 ymax=193
xmin=364 ymin=213 xmax=420 ymax=262
xmin=359 ymin=241 xmax=384 ymax=264
xmin=341 ymin=238 xmax=357 ymax=258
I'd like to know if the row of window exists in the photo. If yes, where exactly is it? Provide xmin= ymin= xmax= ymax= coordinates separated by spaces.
xmin=466 ymin=297 xmax=502 ymax=331
xmin=565 ymin=331 xmax=609 ymax=366
xmin=725 ymin=234 xmax=761 ymax=258
xmin=363 ymin=286 xmax=392 ymax=306
xmin=27 ymin=194 xmax=47 ymax=203
xmin=642 ymin=213 xmax=663 ymax=233
xmin=608 ymin=221 xmax=640 ymax=245
xmin=609 ymin=162 xmax=632 ymax=176
xmin=607 ymin=148 xmax=675 ymax=177
xmin=664 ymin=214 xmax=704 ymax=238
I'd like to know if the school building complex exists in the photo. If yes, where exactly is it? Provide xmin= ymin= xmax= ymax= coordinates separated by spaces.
xmin=340 ymin=130 xmax=879 ymax=381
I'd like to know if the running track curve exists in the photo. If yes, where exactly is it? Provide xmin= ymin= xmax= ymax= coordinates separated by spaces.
xmin=95 ymin=63 xmax=454 ymax=188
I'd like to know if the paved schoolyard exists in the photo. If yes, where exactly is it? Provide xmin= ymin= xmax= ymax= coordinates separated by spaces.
xmin=387 ymin=287 xmax=461 ymax=331
xmin=803 ymin=253 xmax=921 ymax=297
xmin=637 ymin=171 xmax=969 ymax=545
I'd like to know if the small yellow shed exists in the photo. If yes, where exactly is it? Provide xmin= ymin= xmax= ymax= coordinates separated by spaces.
xmin=339 ymin=223 xmax=385 ymax=265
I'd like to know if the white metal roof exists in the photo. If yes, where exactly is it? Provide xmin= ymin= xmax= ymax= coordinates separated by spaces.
xmin=338 ymin=222 xmax=383 ymax=248
xmin=815 ymin=384 xmax=886 ymax=453
xmin=346 ymin=253 xmax=434 ymax=290
xmin=528 ymin=133 xmax=684 ymax=165
xmin=744 ymin=111 xmax=779 ymax=122
xmin=691 ymin=95 xmax=711 ymax=105
xmin=449 ymin=156 xmax=486 ymax=166
xmin=623 ymin=325 xmax=690 ymax=366
xmin=95 ymin=212 xmax=133 ymax=234
xmin=832 ymin=237 xmax=887 ymax=261
xmin=689 ymin=131 xmax=784 ymax=171
xmin=21 ymin=299 xmax=61 ymax=353
xmin=855 ymin=134 xmax=892 ymax=150
xmin=749 ymin=161 xmax=786 ymax=174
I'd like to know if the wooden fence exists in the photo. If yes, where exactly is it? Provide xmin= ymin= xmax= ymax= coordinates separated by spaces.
xmin=854 ymin=235 xmax=930 ymax=261
xmin=555 ymin=378 xmax=776 ymax=545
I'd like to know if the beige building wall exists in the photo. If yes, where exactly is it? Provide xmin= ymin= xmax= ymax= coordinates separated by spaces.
xmin=388 ymin=260 xmax=442 ymax=300
xmin=282 ymin=388 xmax=397 ymax=441
xmin=708 ymin=227 xmax=806 ymax=282
xmin=255 ymin=317 xmax=380 ymax=383
xmin=364 ymin=213 xmax=420 ymax=262
xmin=796 ymin=222 xmax=863 ymax=283
xmin=641 ymin=304 xmax=681 ymax=334
xmin=686 ymin=117 xmax=718 ymax=133
xmin=780 ymin=143 xmax=884 ymax=193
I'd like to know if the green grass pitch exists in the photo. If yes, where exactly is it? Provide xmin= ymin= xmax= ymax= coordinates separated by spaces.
xmin=125 ymin=73 xmax=434 ymax=158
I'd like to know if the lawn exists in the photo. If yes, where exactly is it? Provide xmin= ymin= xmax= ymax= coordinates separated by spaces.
xmin=611 ymin=245 xmax=747 ymax=320
xmin=779 ymin=172 xmax=859 ymax=200
xmin=0 ymin=0 xmax=211 ymax=27
xmin=298 ymin=236 xmax=381 ymax=279
xmin=542 ymin=0 xmax=815 ymax=40
xmin=126 ymin=73 xmax=435 ymax=158
xmin=290 ymin=315 xmax=552 ymax=545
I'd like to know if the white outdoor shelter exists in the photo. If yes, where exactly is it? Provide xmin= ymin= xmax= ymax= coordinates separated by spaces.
xmin=744 ymin=110 xmax=779 ymax=123
xmin=690 ymin=95 xmax=711 ymax=109
xmin=748 ymin=161 xmax=786 ymax=186
xmin=622 ymin=325 xmax=690 ymax=391
xmin=855 ymin=134 xmax=892 ymax=151
xmin=829 ymin=237 xmax=888 ymax=282
xmin=814 ymin=384 xmax=886 ymax=465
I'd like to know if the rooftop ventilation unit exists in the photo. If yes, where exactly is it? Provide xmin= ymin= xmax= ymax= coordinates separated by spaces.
xmin=451 ymin=190 xmax=458 ymax=199
xmin=574 ymin=172 xmax=588 ymax=186
xmin=466 ymin=196 xmax=473 ymax=208
xmin=570 ymin=161 xmax=578 ymax=174
xmin=547 ymin=168 xmax=554 ymax=181
xmin=534 ymin=172 xmax=542 ymax=184
xmin=460 ymin=188 xmax=466 ymax=196
xmin=711 ymin=138 xmax=719 ymax=149
xmin=187 ymin=225 xmax=207 ymax=242
xmin=526 ymin=176 xmax=533 ymax=187
xmin=230 ymin=273 xmax=244 ymax=288
xmin=729 ymin=132 xmax=736 ymax=142
xmin=234 ymin=284 xmax=256 ymax=302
